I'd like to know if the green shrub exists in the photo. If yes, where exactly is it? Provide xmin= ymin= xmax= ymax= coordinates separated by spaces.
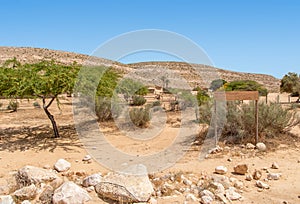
xmin=131 ymin=95 xmax=146 ymax=106
xmin=225 ymin=80 xmax=268 ymax=96
xmin=95 ymin=97 xmax=121 ymax=122
xmin=33 ymin=101 xmax=41 ymax=108
xmin=7 ymin=100 xmax=19 ymax=112
xmin=129 ymin=106 xmax=151 ymax=127
xmin=152 ymin=100 xmax=161 ymax=107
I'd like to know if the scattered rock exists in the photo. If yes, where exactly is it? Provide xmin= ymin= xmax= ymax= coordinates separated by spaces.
xmin=82 ymin=173 xmax=102 ymax=187
xmin=253 ymin=170 xmax=262 ymax=180
xmin=246 ymin=143 xmax=256 ymax=149
xmin=210 ymin=182 xmax=225 ymax=195
xmin=232 ymin=180 xmax=244 ymax=189
xmin=200 ymin=190 xmax=215 ymax=200
xmin=21 ymin=200 xmax=31 ymax=204
xmin=227 ymin=158 xmax=233 ymax=162
xmin=183 ymin=178 xmax=193 ymax=186
xmin=16 ymin=166 xmax=58 ymax=187
xmin=95 ymin=172 xmax=154 ymax=203
xmin=234 ymin=164 xmax=248 ymax=175
xmin=0 ymin=195 xmax=15 ymax=204
xmin=225 ymin=187 xmax=242 ymax=200
xmin=171 ymin=122 xmax=181 ymax=128
xmin=82 ymin=155 xmax=92 ymax=161
xmin=53 ymin=181 xmax=91 ymax=204
xmin=12 ymin=184 xmax=37 ymax=201
xmin=256 ymin=143 xmax=267 ymax=151
xmin=271 ymin=162 xmax=279 ymax=169
xmin=208 ymin=146 xmax=223 ymax=154
xmin=215 ymin=193 xmax=229 ymax=203
xmin=201 ymin=195 xmax=214 ymax=204
xmin=211 ymin=174 xmax=231 ymax=189
xmin=256 ymin=181 xmax=270 ymax=189
xmin=54 ymin=159 xmax=71 ymax=172
xmin=185 ymin=193 xmax=198 ymax=202
xmin=245 ymin=174 xmax=253 ymax=181
xmin=267 ymin=173 xmax=281 ymax=180
xmin=43 ymin=165 xmax=51 ymax=170
xmin=215 ymin=166 xmax=228 ymax=175
xmin=148 ymin=197 xmax=158 ymax=204
xmin=39 ymin=185 xmax=54 ymax=204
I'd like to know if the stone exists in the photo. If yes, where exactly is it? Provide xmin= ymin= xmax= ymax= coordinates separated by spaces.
xmin=95 ymin=172 xmax=154 ymax=203
xmin=171 ymin=122 xmax=181 ymax=128
xmin=82 ymin=155 xmax=92 ymax=161
xmin=0 ymin=195 xmax=15 ymax=204
xmin=256 ymin=181 xmax=269 ymax=189
xmin=208 ymin=146 xmax=223 ymax=154
xmin=256 ymin=142 xmax=267 ymax=151
xmin=16 ymin=166 xmax=58 ymax=187
xmin=215 ymin=193 xmax=229 ymax=203
xmin=201 ymin=195 xmax=214 ymax=204
xmin=185 ymin=193 xmax=198 ymax=202
xmin=21 ymin=201 xmax=31 ymax=204
xmin=246 ymin=143 xmax=256 ymax=149
xmin=215 ymin=166 xmax=228 ymax=175
xmin=271 ymin=162 xmax=279 ymax=169
xmin=225 ymin=187 xmax=242 ymax=200
xmin=267 ymin=173 xmax=281 ymax=180
xmin=148 ymin=197 xmax=158 ymax=204
xmin=245 ymin=174 xmax=253 ymax=181
xmin=53 ymin=181 xmax=91 ymax=204
xmin=200 ymin=190 xmax=215 ymax=200
xmin=234 ymin=164 xmax=248 ymax=175
xmin=253 ymin=170 xmax=262 ymax=180
xmin=210 ymin=182 xmax=225 ymax=195
xmin=232 ymin=180 xmax=244 ymax=189
xmin=54 ymin=159 xmax=71 ymax=172
xmin=0 ymin=185 xmax=10 ymax=195
xmin=12 ymin=184 xmax=37 ymax=201
xmin=211 ymin=174 xmax=231 ymax=189
xmin=43 ymin=165 xmax=51 ymax=170
xmin=39 ymin=185 xmax=54 ymax=204
xmin=82 ymin=173 xmax=102 ymax=187
xmin=183 ymin=178 xmax=193 ymax=186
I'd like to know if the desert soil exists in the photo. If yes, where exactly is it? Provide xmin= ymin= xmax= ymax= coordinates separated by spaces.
xmin=0 ymin=95 xmax=299 ymax=204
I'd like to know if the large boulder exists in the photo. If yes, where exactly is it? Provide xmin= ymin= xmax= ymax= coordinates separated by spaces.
xmin=16 ymin=166 xmax=59 ymax=187
xmin=52 ymin=181 xmax=91 ymax=204
xmin=95 ymin=172 xmax=154 ymax=203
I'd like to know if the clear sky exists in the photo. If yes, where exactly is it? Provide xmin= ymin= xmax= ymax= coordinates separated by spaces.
xmin=1 ymin=0 xmax=299 ymax=78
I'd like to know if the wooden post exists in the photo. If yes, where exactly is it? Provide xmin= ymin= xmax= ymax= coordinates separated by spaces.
xmin=214 ymin=100 xmax=218 ymax=147
xmin=265 ymin=93 xmax=268 ymax=104
xmin=277 ymin=95 xmax=280 ymax=103
xmin=255 ymin=100 xmax=259 ymax=144
xmin=288 ymin=95 xmax=291 ymax=103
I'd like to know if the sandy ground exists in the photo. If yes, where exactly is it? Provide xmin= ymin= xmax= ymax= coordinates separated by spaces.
xmin=0 ymin=96 xmax=299 ymax=204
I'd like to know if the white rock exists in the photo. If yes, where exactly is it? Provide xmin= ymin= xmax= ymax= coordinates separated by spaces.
xmin=256 ymin=142 xmax=267 ymax=151
xmin=12 ymin=184 xmax=37 ymax=201
xmin=215 ymin=166 xmax=228 ymax=175
xmin=245 ymin=174 xmax=253 ymax=181
xmin=210 ymin=182 xmax=225 ymax=194
xmin=267 ymin=173 xmax=281 ymax=180
xmin=82 ymin=173 xmax=102 ymax=187
xmin=149 ymin=197 xmax=158 ymax=204
xmin=16 ymin=166 xmax=58 ymax=187
xmin=54 ymin=159 xmax=71 ymax=172
xmin=253 ymin=169 xmax=262 ymax=180
xmin=246 ymin=143 xmax=256 ymax=149
xmin=271 ymin=162 xmax=279 ymax=169
xmin=225 ymin=187 xmax=242 ymax=200
xmin=183 ymin=178 xmax=193 ymax=186
xmin=211 ymin=174 xmax=231 ymax=189
xmin=53 ymin=181 xmax=91 ymax=204
xmin=200 ymin=190 xmax=215 ymax=200
xmin=0 ymin=195 xmax=15 ymax=204
xmin=233 ymin=180 xmax=244 ymax=189
xmin=82 ymin=155 xmax=92 ymax=161
xmin=201 ymin=195 xmax=214 ymax=204
xmin=95 ymin=171 xmax=154 ymax=203
xmin=208 ymin=146 xmax=223 ymax=154
xmin=21 ymin=201 xmax=31 ymax=204
xmin=256 ymin=180 xmax=270 ymax=189
xmin=185 ymin=193 xmax=198 ymax=202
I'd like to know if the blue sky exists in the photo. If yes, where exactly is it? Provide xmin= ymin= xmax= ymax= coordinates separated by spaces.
xmin=1 ymin=0 xmax=299 ymax=78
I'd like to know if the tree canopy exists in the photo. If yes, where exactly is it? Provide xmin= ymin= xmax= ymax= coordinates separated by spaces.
xmin=280 ymin=72 xmax=300 ymax=96
xmin=225 ymin=80 xmax=268 ymax=96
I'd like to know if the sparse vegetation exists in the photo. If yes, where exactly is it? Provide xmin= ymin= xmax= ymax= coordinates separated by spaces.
xmin=210 ymin=79 xmax=227 ymax=91
xmin=225 ymin=80 xmax=268 ymax=96
xmin=131 ymin=95 xmax=147 ymax=106
xmin=129 ymin=106 xmax=151 ymax=127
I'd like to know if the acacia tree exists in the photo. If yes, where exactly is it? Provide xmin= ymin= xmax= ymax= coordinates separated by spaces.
xmin=280 ymin=72 xmax=300 ymax=96
xmin=1 ymin=60 xmax=79 ymax=138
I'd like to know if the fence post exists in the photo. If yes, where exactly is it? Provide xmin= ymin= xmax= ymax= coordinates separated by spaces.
xmin=255 ymin=100 xmax=259 ymax=144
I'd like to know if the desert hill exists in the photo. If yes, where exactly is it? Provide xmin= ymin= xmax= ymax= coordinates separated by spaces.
xmin=0 ymin=46 xmax=280 ymax=92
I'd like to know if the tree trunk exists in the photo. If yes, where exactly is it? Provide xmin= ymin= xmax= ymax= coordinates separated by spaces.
xmin=42 ymin=96 xmax=60 ymax=138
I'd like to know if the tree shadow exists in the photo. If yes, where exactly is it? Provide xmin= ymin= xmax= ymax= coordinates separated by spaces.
xmin=0 ymin=124 xmax=83 ymax=152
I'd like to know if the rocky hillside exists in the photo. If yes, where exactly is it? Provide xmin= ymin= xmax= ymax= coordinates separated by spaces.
xmin=0 ymin=47 xmax=280 ymax=92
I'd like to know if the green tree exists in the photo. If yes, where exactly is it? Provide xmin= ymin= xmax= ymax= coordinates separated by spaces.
xmin=280 ymin=72 xmax=300 ymax=96
xmin=225 ymin=80 xmax=268 ymax=96
xmin=210 ymin=79 xmax=227 ymax=91
xmin=116 ymin=78 xmax=148 ymax=102
xmin=1 ymin=60 xmax=80 ymax=138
